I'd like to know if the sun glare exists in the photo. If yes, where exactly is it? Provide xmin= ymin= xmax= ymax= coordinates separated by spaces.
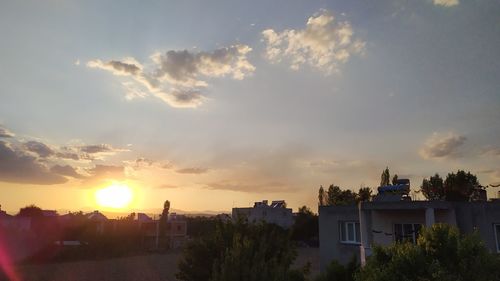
xmin=95 ymin=183 xmax=133 ymax=209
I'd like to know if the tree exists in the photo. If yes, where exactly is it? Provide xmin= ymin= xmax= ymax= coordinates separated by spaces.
xmin=421 ymin=173 xmax=445 ymax=201
xmin=159 ymin=200 xmax=170 ymax=237
xmin=320 ymin=185 xmax=371 ymax=206
xmin=391 ymin=174 xmax=398 ymax=185
xmin=380 ymin=167 xmax=390 ymax=186
xmin=444 ymin=170 xmax=480 ymax=201
xmin=291 ymin=206 xmax=318 ymax=244
xmin=318 ymin=186 xmax=326 ymax=206
xmin=177 ymin=219 xmax=306 ymax=281
xmin=326 ymin=185 xmax=357 ymax=206
xmin=357 ymin=187 xmax=372 ymax=202
xmin=17 ymin=204 xmax=43 ymax=217
xmin=356 ymin=224 xmax=500 ymax=281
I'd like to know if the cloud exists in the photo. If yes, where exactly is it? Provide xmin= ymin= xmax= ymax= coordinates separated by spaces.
xmin=157 ymin=184 xmax=178 ymax=189
xmin=419 ymin=132 xmax=466 ymax=159
xmin=0 ymin=141 xmax=67 ymax=185
xmin=433 ymin=0 xmax=459 ymax=7
xmin=24 ymin=141 xmax=55 ymax=158
xmin=80 ymin=144 xmax=116 ymax=154
xmin=87 ymin=58 xmax=142 ymax=76
xmin=88 ymin=164 xmax=124 ymax=176
xmin=262 ymin=10 xmax=365 ymax=74
xmin=85 ymin=164 xmax=125 ymax=183
xmin=78 ymin=144 xmax=128 ymax=160
xmin=205 ymin=181 xmax=292 ymax=193
xmin=480 ymin=146 xmax=500 ymax=157
xmin=87 ymin=45 xmax=255 ymax=108
xmin=176 ymin=167 xmax=209 ymax=174
xmin=50 ymin=164 xmax=84 ymax=179
xmin=0 ymin=126 xmax=14 ymax=138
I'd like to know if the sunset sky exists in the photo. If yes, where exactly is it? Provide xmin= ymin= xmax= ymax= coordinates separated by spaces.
xmin=1 ymin=0 xmax=499 ymax=214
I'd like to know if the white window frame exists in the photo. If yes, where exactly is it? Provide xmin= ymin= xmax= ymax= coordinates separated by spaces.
xmin=494 ymin=223 xmax=500 ymax=253
xmin=339 ymin=221 xmax=361 ymax=245
xmin=394 ymin=223 xmax=422 ymax=244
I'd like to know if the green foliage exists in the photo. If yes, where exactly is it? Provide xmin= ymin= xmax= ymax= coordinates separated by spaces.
xmin=421 ymin=173 xmax=445 ymax=200
xmin=177 ymin=219 xmax=305 ymax=281
xmin=380 ymin=167 xmax=390 ymax=187
xmin=291 ymin=206 xmax=318 ymax=243
xmin=444 ymin=170 xmax=480 ymax=201
xmin=319 ymin=185 xmax=372 ymax=206
xmin=315 ymin=258 xmax=359 ymax=281
xmin=357 ymin=187 xmax=372 ymax=202
xmin=421 ymin=170 xmax=481 ymax=201
xmin=326 ymin=185 xmax=357 ymax=206
xmin=357 ymin=224 xmax=500 ymax=281
xmin=186 ymin=216 xmax=218 ymax=237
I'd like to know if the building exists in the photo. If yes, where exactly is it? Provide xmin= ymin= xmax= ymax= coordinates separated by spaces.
xmin=319 ymin=185 xmax=500 ymax=269
xmin=232 ymin=200 xmax=293 ymax=228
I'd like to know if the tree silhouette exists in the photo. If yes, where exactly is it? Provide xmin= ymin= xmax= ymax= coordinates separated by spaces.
xmin=380 ymin=167 xmax=390 ymax=186
xmin=318 ymin=185 xmax=325 ymax=206
xmin=444 ymin=170 xmax=480 ymax=201
xmin=392 ymin=174 xmax=398 ymax=185
xmin=421 ymin=173 xmax=445 ymax=201
xmin=17 ymin=204 xmax=43 ymax=217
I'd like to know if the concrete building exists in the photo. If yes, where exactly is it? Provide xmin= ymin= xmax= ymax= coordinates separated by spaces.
xmin=319 ymin=195 xmax=500 ymax=269
xmin=232 ymin=200 xmax=293 ymax=228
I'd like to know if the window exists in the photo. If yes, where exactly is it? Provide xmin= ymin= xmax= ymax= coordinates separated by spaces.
xmin=494 ymin=224 xmax=500 ymax=253
xmin=394 ymin=223 xmax=422 ymax=244
xmin=339 ymin=221 xmax=360 ymax=244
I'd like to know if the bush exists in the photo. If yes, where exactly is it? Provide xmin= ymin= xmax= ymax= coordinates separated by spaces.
xmin=177 ymin=219 xmax=308 ymax=281
xmin=356 ymin=224 xmax=500 ymax=281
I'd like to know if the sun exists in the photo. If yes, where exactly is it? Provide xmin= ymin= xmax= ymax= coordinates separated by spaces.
xmin=95 ymin=183 xmax=133 ymax=209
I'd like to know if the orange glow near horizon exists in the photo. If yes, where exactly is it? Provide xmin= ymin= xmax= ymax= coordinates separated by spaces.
xmin=95 ymin=183 xmax=133 ymax=209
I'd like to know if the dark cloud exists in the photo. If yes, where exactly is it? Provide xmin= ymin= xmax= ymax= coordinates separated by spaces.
xmin=0 ymin=126 xmax=14 ymax=138
xmin=420 ymin=132 xmax=466 ymax=159
xmin=106 ymin=60 xmax=141 ymax=75
xmin=0 ymin=141 xmax=67 ymax=185
xmin=55 ymin=151 xmax=80 ymax=161
xmin=176 ymin=167 xmax=209 ymax=174
xmin=87 ymin=59 xmax=141 ymax=76
xmin=50 ymin=164 xmax=84 ymax=179
xmin=153 ymin=45 xmax=254 ymax=84
xmin=80 ymin=144 xmax=115 ymax=154
xmin=24 ymin=141 xmax=55 ymax=158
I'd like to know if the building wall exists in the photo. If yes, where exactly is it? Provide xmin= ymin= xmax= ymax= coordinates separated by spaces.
xmin=319 ymin=201 xmax=500 ymax=271
xmin=454 ymin=202 xmax=500 ymax=253
xmin=318 ymin=205 xmax=360 ymax=270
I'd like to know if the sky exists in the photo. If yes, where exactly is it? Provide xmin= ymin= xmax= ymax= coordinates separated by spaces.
xmin=0 ymin=0 xmax=499 ymax=214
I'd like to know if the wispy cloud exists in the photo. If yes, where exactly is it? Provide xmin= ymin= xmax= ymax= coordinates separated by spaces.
xmin=0 ymin=126 xmax=15 ymax=138
xmin=87 ymin=45 xmax=255 ymax=108
xmin=176 ymin=167 xmax=209 ymax=174
xmin=262 ymin=9 xmax=365 ymax=74
xmin=420 ymin=132 xmax=466 ymax=159
xmin=480 ymin=146 xmax=500 ymax=158
xmin=433 ymin=0 xmax=459 ymax=7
